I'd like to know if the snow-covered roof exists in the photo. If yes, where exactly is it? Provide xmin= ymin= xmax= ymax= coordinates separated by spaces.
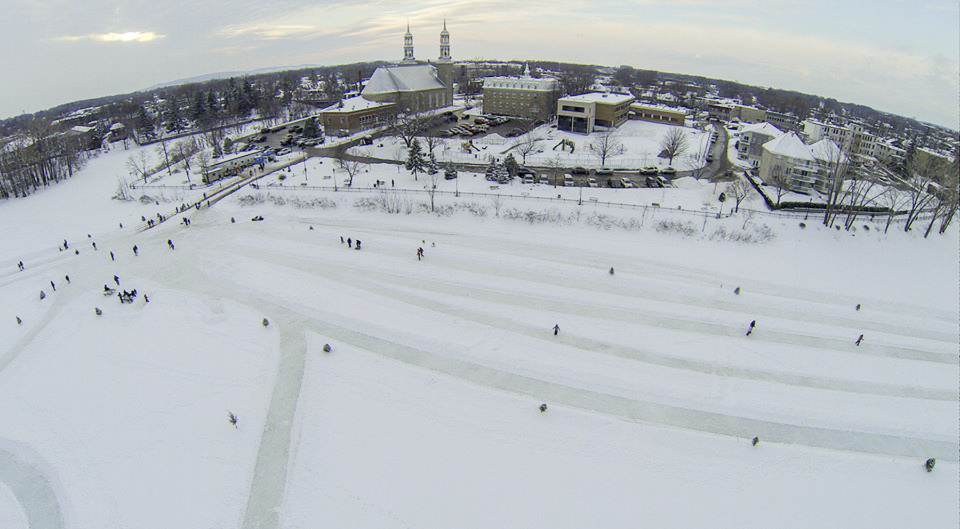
xmin=630 ymin=102 xmax=685 ymax=114
xmin=70 ymin=125 xmax=94 ymax=134
xmin=208 ymin=150 xmax=259 ymax=168
xmin=361 ymin=64 xmax=445 ymax=95
xmin=762 ymin=132 xmax=815 ymax=161
xmin=809 ymin=139 xmax=847 ymax=163
xmin=740 ymin=122 xmax=782 ymax=137
xmin=560 ymin=92 xmax=634 ymax=105
xmin=321 ymin=96 xmax=394 ymax=114
xmin=482 ymin=76 xmax=558 ymax=91
xmin=109 ymin=123 xmax=125 ymax=131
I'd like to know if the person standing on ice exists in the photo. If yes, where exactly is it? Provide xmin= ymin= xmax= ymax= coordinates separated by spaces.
xmin=855 ymin=334 xmax=864 ymax=346
xmin=347 ymin=238 xmax=352 ymax=248
xmin=746 ymin=320 xmax=756 ymax=336
xmin=553 ymin=324 xmax=560 ymax=336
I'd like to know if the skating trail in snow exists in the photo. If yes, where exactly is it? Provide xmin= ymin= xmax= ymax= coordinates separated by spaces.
xmin=0 ymin=144 xmax=956 ymax=529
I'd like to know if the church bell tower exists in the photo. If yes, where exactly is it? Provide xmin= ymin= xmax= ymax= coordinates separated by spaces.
xmin=402 ymin=21 xmax=416 ymax=63
xmin=436 ymin=18 xmax=454 ymax=106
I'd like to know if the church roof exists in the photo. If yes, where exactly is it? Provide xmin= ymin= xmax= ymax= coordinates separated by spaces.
xmin=362 ymin=64 xmax=446 ymax=95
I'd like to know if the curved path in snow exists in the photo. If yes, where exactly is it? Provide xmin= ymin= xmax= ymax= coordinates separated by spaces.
xmin=0 ymin=442 xmax=63 ymax=529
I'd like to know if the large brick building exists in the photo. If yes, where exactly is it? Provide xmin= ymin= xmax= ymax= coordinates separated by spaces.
xmin=482 ymin=66 xmax=559 ymax=121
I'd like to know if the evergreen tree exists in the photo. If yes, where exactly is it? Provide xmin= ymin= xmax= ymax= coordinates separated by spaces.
xmin=427 ymin=152 xmax=439 ymax=175
xmin=135 ymin=106 xmax=156 ymax=143
xmin=302 ymin=117 xmax=320 ymax=139
xmin=503 ymin=153 xmax=518 ymax=176
xmin=405 ymin=139 xmax=427 ymax=181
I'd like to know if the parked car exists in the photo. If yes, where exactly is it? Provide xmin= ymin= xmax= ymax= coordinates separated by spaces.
xmin=645 ymin=176 xmax=662 ymax=188
xmin=539 ymin=175 xmax=552 ymax=185
xmin=661 ymin=167 xmax=677 ymax=176
xmin=444 ymin=167 xmax=458 ymax=180
xmin=571 ymin=166 xmax=589 ymax=175
xmin=587 ymin=177 xmax=599 ymax=188
xmin=596 ymin=167 xmax=613 ymax=177
xmin=563 ymin=174 xmax=575 ymax=187
xmin=522 ymin=176 xmax=535 ymax=184
xmin=516 ymin=167 xmax=536 ymax=178
xmin=640 ymin=166 xmax=659 ymax=175
xmin=621 ymin=178 xmax=634 ymax=188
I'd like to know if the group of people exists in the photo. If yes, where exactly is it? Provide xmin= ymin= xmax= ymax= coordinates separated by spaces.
xmin=340 ymin=236 xmax=361 ymax=250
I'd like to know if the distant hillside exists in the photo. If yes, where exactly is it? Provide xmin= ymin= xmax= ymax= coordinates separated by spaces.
xmin=144 ymin=64 xmax=325 ymax=91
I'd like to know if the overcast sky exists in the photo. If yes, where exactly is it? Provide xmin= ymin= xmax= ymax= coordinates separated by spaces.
xmin=3 ymin=0 xmax=958 ymax=129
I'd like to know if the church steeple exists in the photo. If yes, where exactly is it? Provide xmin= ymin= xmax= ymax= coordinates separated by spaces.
xmin=438 ymin=17 xmax=451 ymax=62
xmin=403 ymin=21 xmax=416 ymax=63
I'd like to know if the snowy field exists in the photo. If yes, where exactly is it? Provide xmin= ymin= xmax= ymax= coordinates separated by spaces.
xmin=1 ymin=142 xmax=957 ymax=528
xmin=351 ymin=119 xmax=711 ymax=170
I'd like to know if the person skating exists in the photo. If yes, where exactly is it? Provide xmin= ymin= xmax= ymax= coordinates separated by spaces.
xmin=144 ymin=294 xmax=149 ymax=303
xmin=855 ymin=334 xmax=863 ymax=346
xmin=347 ymin=238 xmax=352 ymax=248
xmin=39 ymin=290 xmax=46 ymax=300
xmin=539 ymin=403 xmax=548 ymax=413
xmin=746 ymin=320 xmax=756 ymax=336
xmin=92 ymin=242 xmax=97 ymax=250
xmin=167 ymin=239 xmax=175 ymax=250
xmin=18 ymin=260 xmax=24 ymax=271
xmin=114 ymin=275 xmax=120 ymax=286
xmin=228 ymin=411 xmax=238 ymax=428
xmin=417 ymin=247 xmax=423 ymax=260
xmin=855 ymin=303 xmax=861 ymax=311
xmin=355 ymin=240 xmax=361 ymax=250
xmin=63 ymin=239 xmax=68 ymax=250
xmin=16 ymin=316 xmax=22 ymax=325
xmin=65 ymin=275 xmax=70 ymax=284
xmin=925 ymin=458 xmax=936 ymax=472
xmin=553 ymin=324 xmax=560 ymax=336
xmin=262 ymin=318 xmax=269 ymax=327
xmin=50 ymin=281 xmax=56 ymax=292
xmin=340 ymin=236 xmax=344 ymax=244
xmin=95 ymin=307 xmax=102 ymax=316
xmin=734 ymin=286 xmax=741 ymax=295
xmin=110 ymin=251 xmax=115 ymax=261
xmin=132 ymin=245 xmax=138 ymax=256
xmin=752 ymin=436 xmax=759 ymax=446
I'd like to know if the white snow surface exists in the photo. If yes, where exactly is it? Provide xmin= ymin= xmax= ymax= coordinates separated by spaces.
xmin=0 ymin=140 xmax=957 ymax=528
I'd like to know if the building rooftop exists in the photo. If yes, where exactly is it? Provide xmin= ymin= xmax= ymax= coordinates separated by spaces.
xmin=809 ymin=139 xmax=847 ymax=163
xmin=482 ymin=76 xmax=558 ymax=91
xmin=762 ymin=132 xmax=815 ymax=161
xmin=560 ymin=92 xmax=634 ymax=105
xmin=321 ymin=96 xmax=394 ymax=114
xmin=630 ymin=102 xmax=685 ymax=113
xmin=361 ymin=64 xmax=446 ymax=95
xmin=740 ymin=122 xmax=783 ymax=137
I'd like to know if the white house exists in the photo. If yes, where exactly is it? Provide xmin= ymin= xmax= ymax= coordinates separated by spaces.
xmin=759 ymin=132 xmax=819 ymax=194
xmin=737 ymin=122 xmax=782 ymax=166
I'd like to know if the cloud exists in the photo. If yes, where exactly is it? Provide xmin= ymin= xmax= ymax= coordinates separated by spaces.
xmin=217 ymin=23 xmax=317 ymax=40
xmin=56 ymin=31 xmax=165 ymax=43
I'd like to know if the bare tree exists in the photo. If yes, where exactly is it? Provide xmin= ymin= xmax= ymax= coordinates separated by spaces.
xmin=490 ymin=194 xmax=505 ymax=217
xmin=591 ymin=129 xmax=624 ymax=167
xmin=767 ymin=162 xmax=790 ymax=207
xmin=425 ymin=167 xmax=442 ymax=212
xmin=127 ymin=151 xmax=150 ymax=183
xmin=514 ymin=133 xmax=539 ymax=165
xmin=840 ymin=173 xmax=879 ymax=230
xmin=690 ymin=134 xmax=711 ymax=180
xmin=334 ymin=144 xmax=366 ymax=187
xmin=422 ymin=132 xmax=443 ymax=159
xmin=922 ymin=162 xmax=959 ymax=237
xmin=728 ymin=177 xmax=749 ymax=213
xmin=659 ymin=127 xmax=688 ymax=166
xmin=545 ymin=155 xmax=564 ymax=187
xmin=395 ymin=112 xmax=424 ymax=149
xmin=901 ymin=157 xmax=942 ymax=232
xmin=879 ymin=186 xmax=910 ymax=233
